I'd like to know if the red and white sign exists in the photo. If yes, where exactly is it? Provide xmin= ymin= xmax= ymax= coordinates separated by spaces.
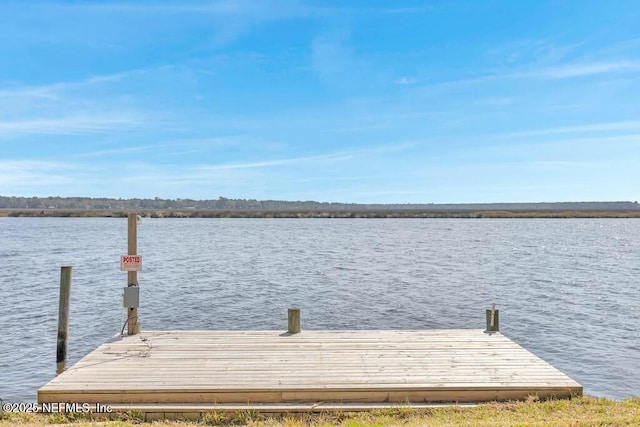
xmin=120 ymin=255 xmax=142 ymax=271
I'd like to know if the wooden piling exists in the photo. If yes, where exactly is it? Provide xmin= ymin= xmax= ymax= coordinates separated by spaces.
xmin=288 ymin=308 xmax=300 ymax=334
xmin=127 ymin=213 xmax=139 ymax=335
xmin=485 ymin=303 xmax=499 ymax=332
xmin=56 ymin=266 xmax=72 ymax=374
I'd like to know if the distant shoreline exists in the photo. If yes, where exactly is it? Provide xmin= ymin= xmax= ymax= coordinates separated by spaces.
xmin=2 ymin=208 xmax=640 ymax=218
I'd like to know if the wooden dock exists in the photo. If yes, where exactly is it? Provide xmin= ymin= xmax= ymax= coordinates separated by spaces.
xmin=38 ymin=329 xmax=582 ymax=405
xmin=38 ymin=329 xmax=581 ymax=411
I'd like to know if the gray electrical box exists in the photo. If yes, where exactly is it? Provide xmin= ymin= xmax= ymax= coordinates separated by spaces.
xmin=123 ymin=286 xmax=139 ymax=308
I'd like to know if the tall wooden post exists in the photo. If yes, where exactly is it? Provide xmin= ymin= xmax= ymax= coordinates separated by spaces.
xmin=56 ymin=266 xmax=72 ymax=374
xmin=127 ymin=213 xmax=139 ymax=335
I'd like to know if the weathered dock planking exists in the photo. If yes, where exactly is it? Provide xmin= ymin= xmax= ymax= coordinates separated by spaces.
xmin=38 ymin=329 xmax=582 ymax=410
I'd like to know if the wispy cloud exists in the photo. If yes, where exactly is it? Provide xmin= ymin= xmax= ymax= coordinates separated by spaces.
xmin=417 ymin=39 xmax=627 ymax=90
xmin=191 ymin=142 xmax=416 ymax=172
xmin=0 ymin=68 xmax=147 ymax=100
xmin=475 ymin=97 xmax=516 ymax=107
xmin=0 ymin=115 xmax=143 ymax=137
xmin=521 ymin=61 xmax=640 ymax=79
xmin=68 ymin=143 xmax=413 ymax=198
xmin=36 ymin=1 xmax=318 ymax=50
xmin=0 ymin=69 xmax=150 ymax=139
xmin=7 ymin=65 xmax=227 ymax=150
xmin=76 ymin=139 xmax=222 ymax=160
xmin=35 ymin=2 xmax=422 ymax=20
xmin=0 ymin=160 xmax=77 ymax=187
xmin=394 ymin=76 xmax=417 ymax=85
xmin=326 ymin=122 xmax=391 ymax=133
xmin=52 ymin=1 xmax=312 ymax=17
xmin=485 ymin=39 xmax=586 ymax=66
xmin=76 ymin=144 xmax=156 ymax=158
xmin=196 ymin=152 xmax=355 ymax=171
xmin=375 ymin=7 xmax=431 ymax=14
xmin=415 ymin=60 xmax=640 ymax=93
xmin=497 ymin=120 xmax=640 ymax=139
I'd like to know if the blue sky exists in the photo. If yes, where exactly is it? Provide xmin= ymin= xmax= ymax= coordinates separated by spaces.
xmin=1 ymin=1 xmax=639 ymax=203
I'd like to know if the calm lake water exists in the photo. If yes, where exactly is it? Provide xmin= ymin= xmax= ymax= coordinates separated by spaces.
xmin=1 ymin=217 xmax=639 ymax=402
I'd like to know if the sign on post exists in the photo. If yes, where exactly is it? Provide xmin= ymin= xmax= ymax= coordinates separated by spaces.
xmin=120 ymin=255 xmax=142 ymax=271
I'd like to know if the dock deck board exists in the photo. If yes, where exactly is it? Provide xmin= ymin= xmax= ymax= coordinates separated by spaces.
xmin=38 ymin=330 xmax=581 ymax=405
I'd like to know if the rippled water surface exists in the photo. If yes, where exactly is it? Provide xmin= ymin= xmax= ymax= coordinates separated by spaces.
xmin=1 ymin=217 xmax=639 ymax=401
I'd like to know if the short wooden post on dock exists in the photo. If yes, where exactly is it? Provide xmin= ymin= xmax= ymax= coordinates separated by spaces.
xmin=56 ymin=266 xmax=72 ymax=375
xmin=127 ymin=212 xmax=139 ymax=335
xmin=485 ymin=303 xmax=499 ymax=332
xmin=288 ymin=308 xmax=300 ymax=334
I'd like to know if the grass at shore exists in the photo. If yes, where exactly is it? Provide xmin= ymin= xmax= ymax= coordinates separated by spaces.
xmin=2 ymin=397 xmax=640 ymax=426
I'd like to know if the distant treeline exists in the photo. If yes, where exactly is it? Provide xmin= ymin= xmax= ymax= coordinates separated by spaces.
xmin=3 ymin=208 xmax=640 ymax=219
xmin=1 ymin=196 xmax=639 ymax=212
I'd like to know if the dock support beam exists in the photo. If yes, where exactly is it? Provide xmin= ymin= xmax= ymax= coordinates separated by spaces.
xmin=288 ymin=308 xmax=300 ymax=334
xmin=56 ymin=266 xmax=72 ymax=374
xmin=127 ymin=212 xmax=139 ymax=335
